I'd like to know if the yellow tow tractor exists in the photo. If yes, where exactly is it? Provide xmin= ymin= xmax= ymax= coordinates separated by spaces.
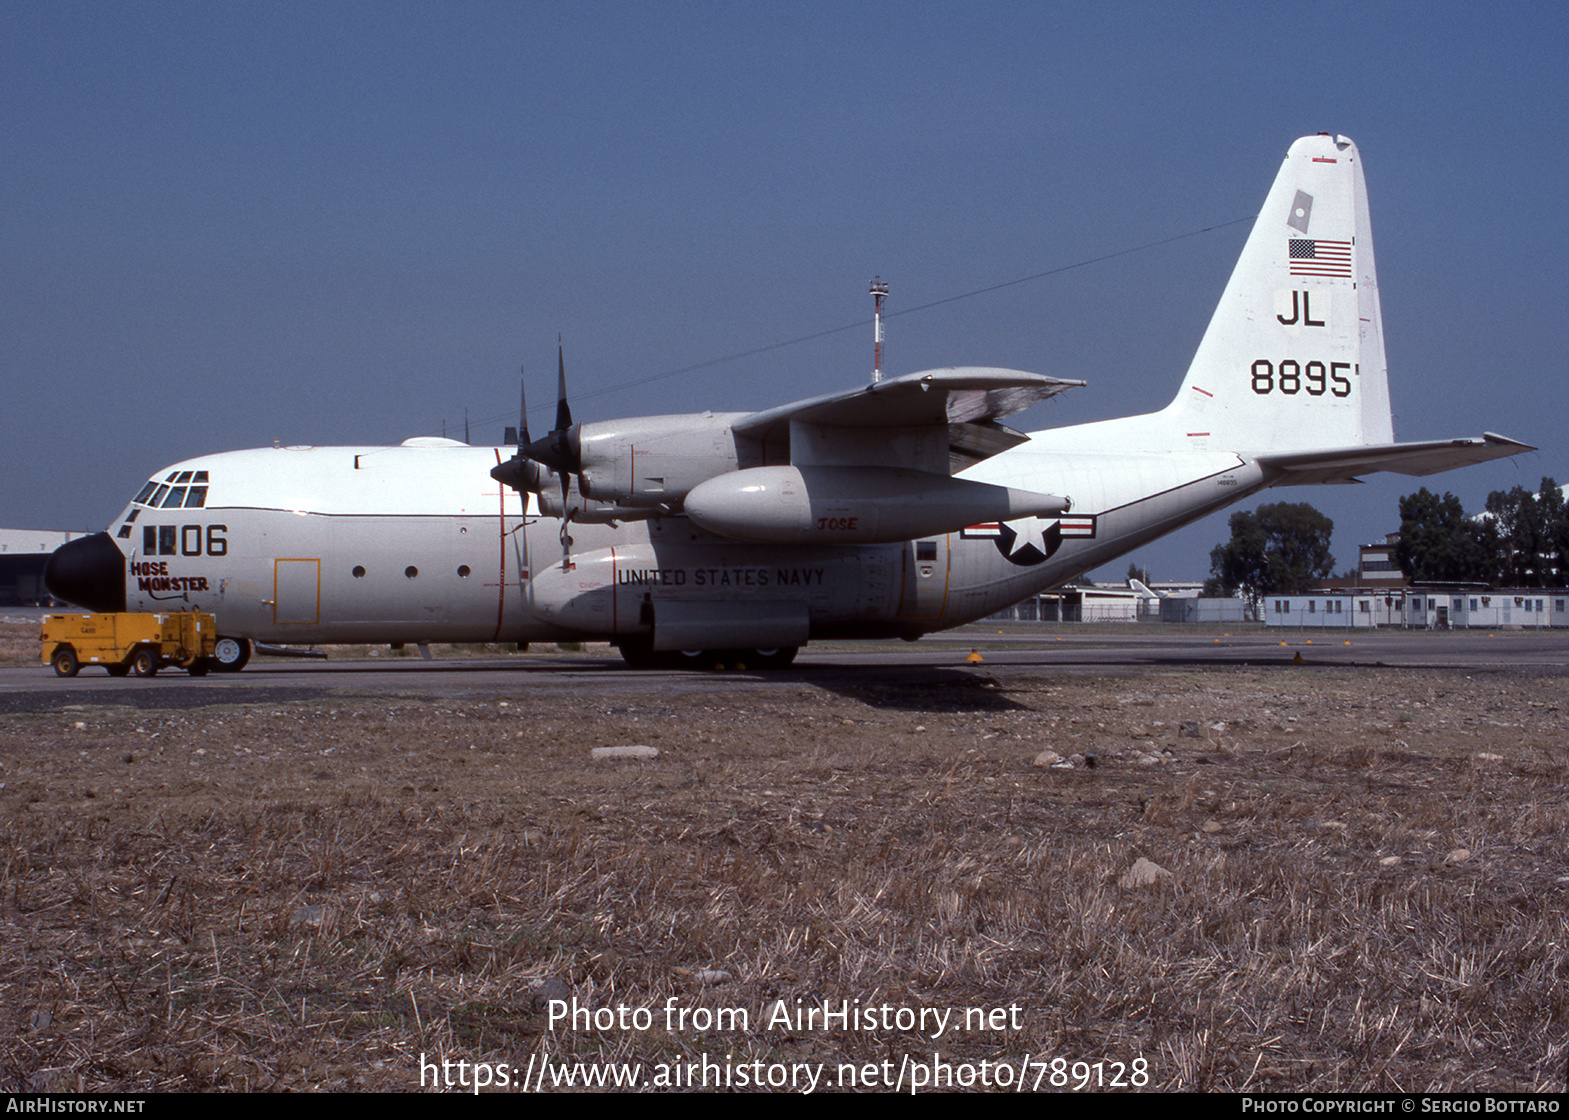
xmin=42 ymin=612 xmax=219 ymax=678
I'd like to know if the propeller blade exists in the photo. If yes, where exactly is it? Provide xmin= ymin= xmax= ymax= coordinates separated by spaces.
xmin=522 ymin=340 xmax=582 ymax=473
xmin=518 ymin=363 xmax=530 ymax=450
xmin=490 ymin=361 xmax=542 ymax=491
xmin=554 ymin=340 xmax=572 ymax=432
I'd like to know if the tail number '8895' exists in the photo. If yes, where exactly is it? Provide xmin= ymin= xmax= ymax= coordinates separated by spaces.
xmin=1250 ymin=360 xmax=1353 ymax=397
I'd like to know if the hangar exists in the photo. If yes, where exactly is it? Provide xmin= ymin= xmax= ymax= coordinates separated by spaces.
xmin=0 ymin=529 xmax=82 ymax=607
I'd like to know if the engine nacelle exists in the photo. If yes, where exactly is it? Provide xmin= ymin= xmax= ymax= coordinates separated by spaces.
xmin=535 ymin=474 xmax=658 ymax=523
xmin=682 ymin=465 xmax=1070 ymax=544
xmin=574 ymin=412 xmax=755 ymax=507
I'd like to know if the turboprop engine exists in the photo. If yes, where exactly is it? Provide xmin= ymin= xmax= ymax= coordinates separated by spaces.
xmin=491 ymin=358 xmax=1086 ymax=536
xmin=572 ymin=413 xmax=757 ymax=507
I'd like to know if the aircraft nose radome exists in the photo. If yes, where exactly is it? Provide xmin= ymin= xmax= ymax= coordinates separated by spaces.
xmin=44 ymin=533 xmax=127 ymax=614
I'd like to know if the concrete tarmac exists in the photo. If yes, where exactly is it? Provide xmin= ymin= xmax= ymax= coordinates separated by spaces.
xmin=7 ymin=627 xmax=1567 ymax=713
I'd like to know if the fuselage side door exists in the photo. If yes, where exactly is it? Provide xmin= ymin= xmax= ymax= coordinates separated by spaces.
xmin=897 ymin=536 xmax=949 ymax=620
xmin=274 ymin=558 xmax=321 ymax=625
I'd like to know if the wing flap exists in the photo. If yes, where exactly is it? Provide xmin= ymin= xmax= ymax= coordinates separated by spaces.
xmin=732 ymin=366 xmax=1081 ymax=473
xmin=948 ymin=419 xmax=1031 ymax=472
xmin=733 ymin=367 xmax=1081 ymax=439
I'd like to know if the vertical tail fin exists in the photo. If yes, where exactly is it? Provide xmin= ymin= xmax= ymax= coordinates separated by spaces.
xmin=1165 ymin=133 xmax=1393 ymax=455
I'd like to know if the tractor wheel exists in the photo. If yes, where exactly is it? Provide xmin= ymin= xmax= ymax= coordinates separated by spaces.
xmin=51 ymin=647 xmax=79 ymax=678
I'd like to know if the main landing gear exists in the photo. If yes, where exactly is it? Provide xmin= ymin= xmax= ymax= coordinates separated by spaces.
xmin=615 ymin=640 xmax=798 ymax=671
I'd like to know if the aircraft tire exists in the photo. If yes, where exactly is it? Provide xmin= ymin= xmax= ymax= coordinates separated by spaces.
xmin=616 ymin=639 xmax=663 ymax=670
xmin=751 ymin=647 xmax=799 ymax=670
xmin=674 ymin=649 xmax=727 ymax=671
xmin=130 ymin=647 xmax=159 ymax=678
xmin=212 ymin=637 xmax=251 ymax=672
xmin=51 ymin=647 xmax=79 ymax=678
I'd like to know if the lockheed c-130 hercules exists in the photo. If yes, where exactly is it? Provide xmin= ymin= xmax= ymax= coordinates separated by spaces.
xmin=45 ymin=134 xmax=1531 ymax=671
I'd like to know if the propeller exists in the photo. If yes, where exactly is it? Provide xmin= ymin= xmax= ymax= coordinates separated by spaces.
xmin=523 ymin=342 xmax=582 ymax=476
xmin=488 ymin=363 xmax=541 ymax=493
xmin=501 ymin=341 xmax=580 ymax=566
xmin=550 ymin=344 xmax=578 ymax=565
xmin=489 ymin=342 xmax=583 ymax=567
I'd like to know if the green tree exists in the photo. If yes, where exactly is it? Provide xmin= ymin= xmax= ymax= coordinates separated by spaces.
xmin=1208 ymin=503 xmax=1335 ymax=604
xmin=1484 ymin=477 xmax=1566 ymax=587
xmin=1395 ymin=489 xmax=1493 ymax=583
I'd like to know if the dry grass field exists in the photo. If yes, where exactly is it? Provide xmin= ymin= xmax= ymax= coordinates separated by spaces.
xmin=1 ymin=618 xmax=1565 ymax=1092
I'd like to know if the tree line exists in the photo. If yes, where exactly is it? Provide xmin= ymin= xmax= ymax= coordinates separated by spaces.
xmin=1202 ymin=479 xmax=1567 ymax=600
xmin=1396 ymin=478 xmax=1568 ymax=587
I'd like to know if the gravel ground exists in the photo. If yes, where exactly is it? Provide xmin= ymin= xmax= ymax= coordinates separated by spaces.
xmin=2 ymin=618 xmax=1565 ymax=1093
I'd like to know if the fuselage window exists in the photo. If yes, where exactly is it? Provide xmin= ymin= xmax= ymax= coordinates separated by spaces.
xmin=353 ymin=566 xmax=366 ymax=578
xmin=194 ymin=470 xmax=209 ymax=483
xmin=161 ymin=487 xmax=188 ymax=508
xmin=184 ymin=486 xmax=207 ymax=508
xmin=405 ymin=566 xmax=418 ymax=578
xmin=150 ymin=484 xmax=170 ymax=507
xmin=174 ymin=471 xmax=193 ymax=483
xmin=457 ymin=565 xmax=471 ymax=577
xmin=134 ymin=482 xmax=158 ymax=506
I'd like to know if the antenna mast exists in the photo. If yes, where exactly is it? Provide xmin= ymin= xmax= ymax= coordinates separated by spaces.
xmin=870 ymin=277 xmax=888 ymax=383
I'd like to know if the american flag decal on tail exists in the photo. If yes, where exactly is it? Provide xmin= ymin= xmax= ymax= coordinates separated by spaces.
xmin=1288 ymin=238 xmax=1352 ymax=278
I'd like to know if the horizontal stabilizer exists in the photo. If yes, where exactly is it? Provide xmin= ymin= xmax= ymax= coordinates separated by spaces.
xmin=1259 ymin=433 xmax=1534 ymax=486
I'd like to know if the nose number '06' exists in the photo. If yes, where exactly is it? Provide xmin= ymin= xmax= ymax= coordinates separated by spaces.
xmin=143 ymin=524 xmax=229 ymax=557
xmin=1250 ymin=360 xmax=1353 ymax=397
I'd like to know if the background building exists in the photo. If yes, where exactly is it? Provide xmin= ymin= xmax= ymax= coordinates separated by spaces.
xmin=0 ymin=529 xmax=81 ymax=607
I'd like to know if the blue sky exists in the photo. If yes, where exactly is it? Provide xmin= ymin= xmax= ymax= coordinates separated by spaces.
xmin=5 ymin=2 xmax=1565 ymax=580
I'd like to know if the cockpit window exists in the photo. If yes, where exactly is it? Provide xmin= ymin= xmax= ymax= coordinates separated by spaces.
xmin=136 ymin=473 xmax=209 ymax=507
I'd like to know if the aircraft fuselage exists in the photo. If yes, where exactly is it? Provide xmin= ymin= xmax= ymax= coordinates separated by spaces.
xmin=72 ymin=436 xmax=1266 ymax=650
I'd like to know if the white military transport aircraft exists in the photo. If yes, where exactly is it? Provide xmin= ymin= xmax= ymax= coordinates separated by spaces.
xmin=46 ymin=134 xmax=1530 ymax=670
